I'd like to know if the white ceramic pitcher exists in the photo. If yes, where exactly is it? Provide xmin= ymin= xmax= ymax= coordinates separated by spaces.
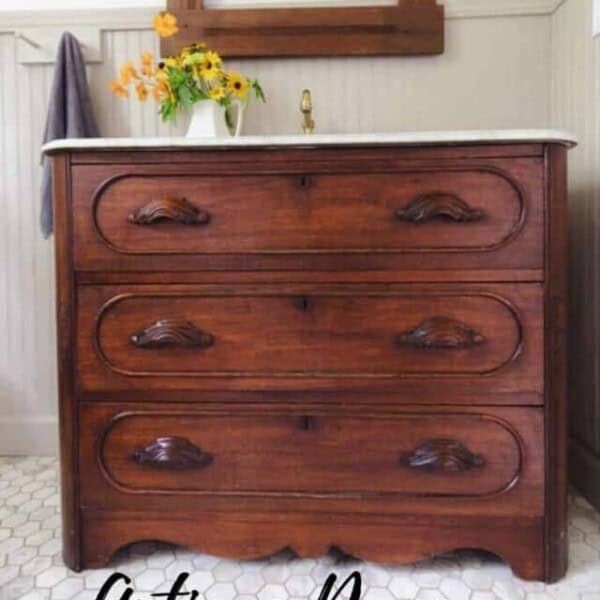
xmin=186 ymin=100 xmax=244 ymax=138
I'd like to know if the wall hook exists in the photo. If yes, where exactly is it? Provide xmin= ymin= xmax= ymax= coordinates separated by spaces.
xmin=17 ymin=33 xmax=42 ymax=50
xmin=17 ymin=32 xmax=87 ymax=51
xmin=16 ymin=28 xmax=97 ymax=65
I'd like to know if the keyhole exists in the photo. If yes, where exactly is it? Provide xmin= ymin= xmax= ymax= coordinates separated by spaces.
xmin=294 ymin=296 xmax=312 ymax=312
xmin=300 ymin=175 xmax=312 ymax=188
xmin=299 ymin=416 xmax=316 ymax=431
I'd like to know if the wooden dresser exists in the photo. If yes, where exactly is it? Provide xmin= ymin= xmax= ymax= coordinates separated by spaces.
xmin=45 ymin=132 xmax=574 ymax=582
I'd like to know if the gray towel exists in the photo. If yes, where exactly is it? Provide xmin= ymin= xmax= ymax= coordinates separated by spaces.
xmin=41 ymin=32 xmax=99 ymax=237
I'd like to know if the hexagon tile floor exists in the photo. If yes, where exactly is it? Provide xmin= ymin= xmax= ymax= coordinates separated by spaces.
xmin=2 ymin=458 xmax=600 ymax=600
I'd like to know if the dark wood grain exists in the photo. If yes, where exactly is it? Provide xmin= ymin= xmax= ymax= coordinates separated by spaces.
xmin=75 ymin=283 xmax=543 ymax=394
xmin=544 ymin=144 xmax=569 ymax=582
xmin=80 ymin=402 xmax=544 ymax=513
xmin=98 ymin=411 xmax=521 ymax=498
xmin=48 ymin=141 xmax=570 ymax=581
xmin=52 ymin=154 xmax=81 ymax=571
xmin=77 ymin=401 xmax=545 ymax=579
xmin=72 ymin=157 xmax=544 ymax=272
xmin=81 ymin=511 xmax=545 ymax=580
xmin=161 ymin=0 xmax=444 ymax=58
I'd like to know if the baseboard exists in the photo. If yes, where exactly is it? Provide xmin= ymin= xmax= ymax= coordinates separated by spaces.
xmin=570 ymin=436 xmax=600 ymax=512
xmin=0 ymin=416 xmax=58 ymax=456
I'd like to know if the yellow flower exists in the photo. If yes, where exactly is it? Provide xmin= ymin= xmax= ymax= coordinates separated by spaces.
xmin=141 ymin=51 xmax=154 ymax=77
xmin=152 ymin=81 xmax=166 ymax=102
xmin=165 ymin=56 xmax=181 ymax=69
xmin=109 ymin=80 xmax=129 ymax=99
xmin=183 ymin=52 xmax=203 ymax=67
xmin=152 ymin=80 xmax=174 ymax=103
xmin=226 ymin=71 xmax=249 ymax=100
xmin=135 ymin=81 xmax=149 ymax=102
xmin=119 ymin=61 xmax=138 ymax=85
xmin=200 ymin=50 xmax=222 ymax=81
xmin=209 ymin=85 xmax=226 ymax=101
xmin=153 ymin=12 xmax=179 ymax=38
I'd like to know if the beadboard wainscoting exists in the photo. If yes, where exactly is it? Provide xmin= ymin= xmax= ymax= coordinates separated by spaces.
xmin=552 ymin=0 xmax=600 ymax=510
xmin=0 ymin=1 xmax=575 ymax=455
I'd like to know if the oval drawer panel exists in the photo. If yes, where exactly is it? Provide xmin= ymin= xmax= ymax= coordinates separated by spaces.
xmin=89 ymin=170 xmax=526 ymax=255
xmin=98 ymin=411 xmax=523 ymax=498
xmin=94 ymin=290 xmax=521 ymax=377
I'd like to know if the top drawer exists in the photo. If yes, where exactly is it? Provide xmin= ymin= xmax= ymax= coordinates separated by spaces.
xmin=71 ymin=158 xmax=544 ymax=272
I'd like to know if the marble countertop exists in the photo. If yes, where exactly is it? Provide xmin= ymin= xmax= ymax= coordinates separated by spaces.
xmin=42 ymin=129 xmax=577 ymax=154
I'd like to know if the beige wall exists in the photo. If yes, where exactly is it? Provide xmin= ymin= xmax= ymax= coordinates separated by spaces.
xmin=551 ymin=0 xmax=600 ymax=457
xmin=0 ymin=5 xmax=555 ymax=454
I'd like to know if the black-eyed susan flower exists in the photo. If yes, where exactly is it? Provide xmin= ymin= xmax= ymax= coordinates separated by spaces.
xmin=226 ymin=71 xmax=249 ymax=100
xmin=209 ymin=85 xmax=226 ymax=101
xmin=153 ymin=12 xmax=179 ymax=38
xmin=111 ymin=14 xmax=264 ymax=122
xmin=200 ymin=51 xmax=222 ymax=81
xmin=168 ymin=56 xmax=184 ymax=69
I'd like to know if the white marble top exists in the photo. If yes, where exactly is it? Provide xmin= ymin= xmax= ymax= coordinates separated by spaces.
xmin=42 ymin=129 xmax=577 ymax=154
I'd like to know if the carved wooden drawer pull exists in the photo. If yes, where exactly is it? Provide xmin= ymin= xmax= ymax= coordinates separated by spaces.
xmin=397 ymin=316 xmax=485 ymax=350
xmin=130 ymin=319 xmax=214 ymax=349
xmin=395 ymin=193 xmax=484 ymax=224
xmin=400 ymin=438 xmax=485 ymax=473
xmin=128 ymin=197 xmax=211 ymax=226
xmin=133 ymin=436 xmax=213 ymax=470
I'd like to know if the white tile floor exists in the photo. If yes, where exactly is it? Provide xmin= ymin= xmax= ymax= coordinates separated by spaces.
xmin=1 ymin=456 xmax=600 ymax=600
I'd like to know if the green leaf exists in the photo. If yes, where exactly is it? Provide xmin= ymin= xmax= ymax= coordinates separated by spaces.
xmin=179 ymin=85 xmax=193 ymax=107
xmin=159 ymin=98 xmax=177 ymax=123
xmin=192 ymin=87 xmax=208 ymax=102
xmin=183 ymin=52 xmax=205 ymax=66
xmin=225 ymin=106 xmax=234 ymax=130
xmin=168 ymin=68 xmax=187 ymax=89
xmin=252 ymin=79 xmax=266 ymax=103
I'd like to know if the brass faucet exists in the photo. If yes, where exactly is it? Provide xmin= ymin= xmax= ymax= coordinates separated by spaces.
xmin=300 ymin=89 xmax=315 ymax=134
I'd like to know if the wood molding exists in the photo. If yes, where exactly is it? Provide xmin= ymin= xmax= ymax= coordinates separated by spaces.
xmin=0 ymin=0 xmax=564 ymax=33
xmin=161 ymin=0 xmax=444 ymax=58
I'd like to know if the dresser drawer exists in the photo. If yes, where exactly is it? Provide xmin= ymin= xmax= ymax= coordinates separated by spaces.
xmin=82 ymin=405 xmax=542 ymax=505
xmin=77 ymin=283 xmax=543 ymax=394
xmin=71 ymin=158 xmax=544 ymax=271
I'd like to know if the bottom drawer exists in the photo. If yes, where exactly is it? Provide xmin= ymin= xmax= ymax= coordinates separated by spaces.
xmin=81 ymin=403 xmax=544 ymax=511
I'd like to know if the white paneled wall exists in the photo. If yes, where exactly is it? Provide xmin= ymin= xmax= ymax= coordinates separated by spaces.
xmin=551 ymin=0 xmax=600 ymax=457
xmin=0 ymin=10 xmax=554 ymax=454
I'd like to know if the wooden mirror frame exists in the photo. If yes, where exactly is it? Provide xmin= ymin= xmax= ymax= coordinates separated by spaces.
xmin=162 ymin=0 xmax=444 ymax=58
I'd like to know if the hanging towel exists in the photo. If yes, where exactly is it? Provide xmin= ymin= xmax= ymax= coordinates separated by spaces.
xmin=41 ymin=32 xmax=99 ymax=238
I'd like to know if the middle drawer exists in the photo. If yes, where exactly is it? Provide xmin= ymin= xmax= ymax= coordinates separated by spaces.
xmin=77 ymin=283 xmax=543 ymax=395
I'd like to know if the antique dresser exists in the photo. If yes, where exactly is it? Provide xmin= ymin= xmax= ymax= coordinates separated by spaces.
xmin=44 ymin=131 xmax=574 ymax=581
